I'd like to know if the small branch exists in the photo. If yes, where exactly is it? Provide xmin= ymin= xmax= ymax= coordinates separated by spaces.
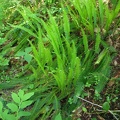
xmin=77 ymin=96 xmax=119 ymax=120
xmin=77 ymin=96 xmax=102 ymax=108
xmin=97 ymin=109 xmax=120 ymax=113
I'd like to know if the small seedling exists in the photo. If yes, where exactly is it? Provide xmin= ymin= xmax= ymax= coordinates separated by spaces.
xmin=0 ymin=89 xmax=34 ymax=120
xmin=102 ymin=102 xmax=110 ymax=111
xmin=15 ymin=47 xmax=32 ymax=63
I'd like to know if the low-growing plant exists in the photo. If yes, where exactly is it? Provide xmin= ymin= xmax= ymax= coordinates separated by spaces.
xmin=15 ymin=47 xmax=32 ymax=63
xmin=0 ymin=89 xmax=34 ymax=120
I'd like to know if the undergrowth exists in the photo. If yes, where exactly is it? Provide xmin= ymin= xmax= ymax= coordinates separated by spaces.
xmin=0 ymin=0 xmax=120 ymax=120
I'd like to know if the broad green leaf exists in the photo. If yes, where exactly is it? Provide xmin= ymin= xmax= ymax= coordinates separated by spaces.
xmin=18 ymin=111 xmax=31 ymax=119
xmin=2 ymin=59 xmax=9 ymax=66
xmin=28 ymin=84 xmax=34 ymax=89
xmin=29 ymin=40 xmax=45 ymax=73
xmin=15 ymin=51 xmax=25 ymax=57
xmin=63 ymin=7 xmax=70 ymax=38
xmin=73 ymin=82 xmax=84 ymax=103
xmin=84 ymin=0 xmax=92 ymax=23
xmin=95 ymin=49 xmax=107 ymax=64
xmin=102 ymin=102 xmax=110 ymax=111
xmin=11 ymin=25 xmax=38 ymax=38
xmin=54 ymin=69 xmax=66 ymax=91
xmin=22 ymin=92 xmax=34 ymax=101
xmin=20 ymin=100 xmax=33 ymax=109
xmin=55 ymin=113 xmax=62 ymax=120
xmin=98 ymin=0 xmax=104 ymax=26
xmin=74 ymin=57 xmax=81 ymax=84
xmin=6 ymin=114 xmax=16 ymax=120
xmin=2 ymin=109 xmax=9 ymax=119
xmin=12 ymin=93 xmax=20 ymax=104
xmin=0 ymin=38 xmax=7 ymax=45
xmin=25 ymin=47 xmax=32 ymax=53
xmin=67 ymin=68 xmax=73 ymax=84
xmin=81 ymin=28 xmax=89 ymax=54
xmin=53 ymin=96 xmax=60 ymax=110
xmin=7 ymin=103 xmax=18 ymax=112
xmin=95 ymin=33 xmax=101 ymax=53
xmin=0 ymin=57 xmax=9 ymax=66
xmin=24 ymin=54 xmax=32 ymax=63
xmin=45 ymin=48 xmax=52 ymax=64
xmin=82 ymin=107 xmax=87 ymax=113
xmin=18 ymin=89 xmax=24 ymax=99
xmin=0 ymin=101 xmax=3 ymax=113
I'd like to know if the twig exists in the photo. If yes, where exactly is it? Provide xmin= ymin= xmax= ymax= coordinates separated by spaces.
xmin=97 ymin=109 xmax=120 ymax=112
xmin=77 ymin=96 xmax=119 ymax=120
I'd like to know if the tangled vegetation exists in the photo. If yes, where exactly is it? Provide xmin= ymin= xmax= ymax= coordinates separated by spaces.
xmin=0 ymin=0 xmax=120 ymax=120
